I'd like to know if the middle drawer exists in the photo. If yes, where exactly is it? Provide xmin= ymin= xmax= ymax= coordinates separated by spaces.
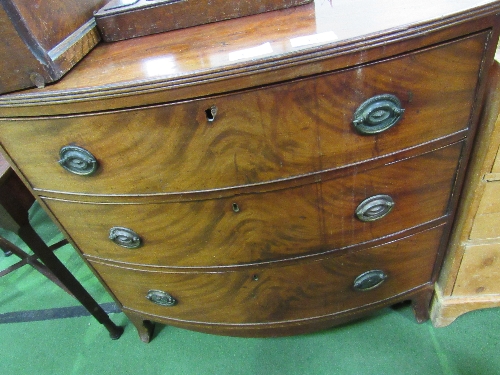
xmin=44 ymin=142 xmax=462 ymax=267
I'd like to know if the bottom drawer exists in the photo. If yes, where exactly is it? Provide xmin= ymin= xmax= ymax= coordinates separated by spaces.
xmin=91 ymin=225 xmax=443 ymax=326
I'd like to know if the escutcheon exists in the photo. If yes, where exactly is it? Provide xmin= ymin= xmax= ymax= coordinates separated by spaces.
xmin=352 ymin=94 xmax=405 ymax=134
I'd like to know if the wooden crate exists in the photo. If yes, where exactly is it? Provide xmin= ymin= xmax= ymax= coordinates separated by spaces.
xmin=0 ymin=0 xmax=107 ymax=94
xmin=431 ymin=59 xmax=500 ymax=327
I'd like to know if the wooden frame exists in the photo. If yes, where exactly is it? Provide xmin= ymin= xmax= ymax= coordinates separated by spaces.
xmin=431 ymin=59 xmax=500 ymax=327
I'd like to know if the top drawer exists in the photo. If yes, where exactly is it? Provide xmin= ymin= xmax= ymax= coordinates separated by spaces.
xmin=0 ymin=33 xmax=487 ymax=195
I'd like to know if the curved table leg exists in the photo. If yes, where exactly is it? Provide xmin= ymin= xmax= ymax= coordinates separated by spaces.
xmin=0 ymin=165 xmax=124 ymax=339
xmin=18 ymin=225 xmax=125 ymax=339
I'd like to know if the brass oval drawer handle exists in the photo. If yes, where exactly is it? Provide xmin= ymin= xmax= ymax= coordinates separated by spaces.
xmin=59 ymin=145 xmax=99 ymax=176
xmin=353 ymin=270 xmax=387 ymax=291
xmin=146 ymin=290 xmax=178 ymax=307
xmin=352 ymin=94 xmax=405 ymax=135
xmin=109 ymin=227 xmax=142 ymax=249
xmin=355 ymin=194 xmax=395 ymax=222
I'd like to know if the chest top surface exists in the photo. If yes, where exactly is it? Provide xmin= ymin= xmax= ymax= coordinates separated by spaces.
xmin=0 ymin=0 xmax=499 ymax=116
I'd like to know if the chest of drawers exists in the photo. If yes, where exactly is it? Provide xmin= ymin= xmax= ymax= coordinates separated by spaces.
xmin=1 ymin=0 xmax=499 ymax=342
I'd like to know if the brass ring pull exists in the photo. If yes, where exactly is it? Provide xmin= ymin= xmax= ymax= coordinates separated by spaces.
xmin=146 ymin=290 xmax=178 ymax=307
xmin=352 ymin=94 xmax=405 ymax=134
xmin=355 ymin=194 xmax=395 ymax=222
xmin=59 ymin=145 xmax=99 ymax=176
xmin=353 ymin=270 xmax=387 ymax=291
xmin=109 ymin=227 xmax=142 ymax=249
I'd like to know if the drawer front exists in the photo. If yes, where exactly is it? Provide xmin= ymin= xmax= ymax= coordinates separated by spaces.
xmin=0 ymin=33 xmax=485 ymax=195
xmin=45 ymin=143 xmax=462 ymax=267
xmin=470 ymin=181 xmax=500 ymax=239
xmin=90 ymin=226 xmax=443 ymax=325
xmin=453 ymin=243 xmax=500 ymax=296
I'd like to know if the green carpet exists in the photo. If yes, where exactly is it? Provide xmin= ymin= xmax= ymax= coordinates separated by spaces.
xmin=1 ymin=203 xmax=499 ymax=375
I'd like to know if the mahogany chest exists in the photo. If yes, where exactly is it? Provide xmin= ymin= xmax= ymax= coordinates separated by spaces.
xmin=0 ymin=0 xmax=499 ymax=342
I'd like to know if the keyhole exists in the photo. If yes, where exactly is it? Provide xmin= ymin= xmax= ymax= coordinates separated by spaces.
xmin=205 ymin=105 xmax=218 ymax=122
xmin=232 ymin=203 xmax=240 ymax=213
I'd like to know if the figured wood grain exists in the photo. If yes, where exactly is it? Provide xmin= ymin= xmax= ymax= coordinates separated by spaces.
xmin=125 ymin=286 xmax=435 ymax=337
xmin=43 ymin=143 xmax=461 ymax=267
xmin=0 ymin=34 xmax=484 ymax=195
xmin=89 ymin=225 xmax=443 ymax=327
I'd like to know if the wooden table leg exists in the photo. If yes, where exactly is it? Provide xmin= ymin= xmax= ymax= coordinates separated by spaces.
xmin=0 ymin=236 xmax=72 ymax=295
xmin=18 ymin=225 xmax=124 ymax=339
xmin=0 ymin=165 xmax=124 ymax=339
